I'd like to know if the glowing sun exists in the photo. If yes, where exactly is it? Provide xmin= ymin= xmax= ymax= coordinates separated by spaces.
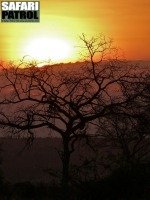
xmin=24 ymin=37 xmax=72 ymax=62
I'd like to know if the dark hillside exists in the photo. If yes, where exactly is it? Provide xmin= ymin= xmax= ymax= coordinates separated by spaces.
xmin=0 ymin=138 xmax=62 ymax=183
xmin=0 ymin=137 xmax=95 ymax=183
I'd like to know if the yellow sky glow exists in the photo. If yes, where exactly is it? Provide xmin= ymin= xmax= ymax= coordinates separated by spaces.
xmin=24 ymin=37 xmax=73 ymax=62
xmin=0 ymin=0 xmax=150 ymax=63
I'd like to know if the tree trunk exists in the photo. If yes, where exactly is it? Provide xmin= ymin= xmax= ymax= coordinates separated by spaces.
xmin=61 ymin=136 xmax=70 ymax=199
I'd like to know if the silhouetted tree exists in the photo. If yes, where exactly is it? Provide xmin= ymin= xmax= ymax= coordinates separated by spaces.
xmin=97 ymin=72 xmax=150 ymax=171
xmin=0 ymin=34 xmax=149 ymax=198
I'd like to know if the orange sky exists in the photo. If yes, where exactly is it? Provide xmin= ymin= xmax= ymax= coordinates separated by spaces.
xmin=0 ymin=0 xmax=150 ymax=62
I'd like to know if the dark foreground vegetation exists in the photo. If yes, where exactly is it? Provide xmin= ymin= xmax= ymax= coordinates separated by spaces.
xmin=0 ymin=34 xmax=150 ymax=199
xmin=0 ymin=138 xmax=150 ymax=200
xmin=0 ymin=171 xmax=150 ymax=200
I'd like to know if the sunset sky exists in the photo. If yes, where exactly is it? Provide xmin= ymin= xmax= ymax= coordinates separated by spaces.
xmin=0 ymin=0 xmax=150 ymax=62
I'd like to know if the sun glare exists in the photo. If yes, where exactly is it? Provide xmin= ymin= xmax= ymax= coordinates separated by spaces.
xmin=24 ymin=37 xmax=72 ymax=63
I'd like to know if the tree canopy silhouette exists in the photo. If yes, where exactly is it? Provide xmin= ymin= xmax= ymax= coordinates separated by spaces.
xmin=0 ymin=34 xmax=149 ymax=197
